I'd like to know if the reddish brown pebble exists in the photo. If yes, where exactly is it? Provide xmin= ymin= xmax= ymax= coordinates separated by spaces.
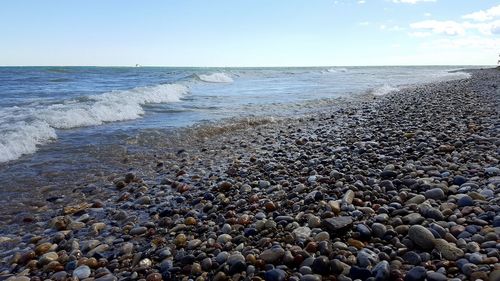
xmin=264 ymin=201 xmax=276 ymax=212
xmin=177 ymin=183 xmax=190 ymax=193
xmin=146 ymin=273 xmax=163 ymax=281
xmin=348 ymin=238 xmax=364 ymax=249
xmin=304 ymin=242 xmax=317 ymax=253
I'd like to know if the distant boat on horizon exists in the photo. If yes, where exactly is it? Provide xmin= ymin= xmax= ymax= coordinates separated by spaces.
xmin=135 ymin=64 xmax=141 ymax=67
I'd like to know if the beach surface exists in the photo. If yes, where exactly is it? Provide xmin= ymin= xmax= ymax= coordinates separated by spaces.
xmin=1 ymin=68 xmax=499 ymax=280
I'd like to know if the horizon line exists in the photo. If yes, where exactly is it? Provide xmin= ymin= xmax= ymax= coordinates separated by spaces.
xmin=0 ymin=64 xmax=495 ymax=68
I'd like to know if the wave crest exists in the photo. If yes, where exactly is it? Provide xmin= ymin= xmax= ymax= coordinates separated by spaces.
xmin=197 ymin=72 xmax=234 ymax=83
xmin=371 ymin=85 xmax=399 ymax=96
xmin=325 ymin=68 xmax=348 ymax=73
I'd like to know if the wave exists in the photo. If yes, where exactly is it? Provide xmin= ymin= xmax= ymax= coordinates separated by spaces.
xmin=0 ymin=83 xmax=189 ymax=163
xmin=45 ymin=68 xmax=73 ymax=74
xmin=197 ymin=72 xmax=234 ymax=83
xmin=0 ymin=121 xmax=57 ymax=163
xmin=439 ymin=70 xmax=471 ymax=80
xmin=371 ymin=84 xmax=399 ymax=96
xmin=325 ymin=68 xmax=348 ymax=73
xmin=49 ymin=78 xmax=73 ymax=83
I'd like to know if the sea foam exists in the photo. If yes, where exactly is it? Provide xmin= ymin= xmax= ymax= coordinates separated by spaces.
xmin=325 ymin=68 xmax=348 ymax=73
xmin=372 ymin=85 xmax=399 ymax=96
xmin=197 ymin=72 xmax=234 ymax=83
xmin=0 ymin=83 xmax=189 ymax=162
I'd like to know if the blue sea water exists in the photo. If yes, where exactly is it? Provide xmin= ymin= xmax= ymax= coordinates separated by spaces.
xmin=0 ymin=66 xmax=477 ymax=211
xmin=0 ymin=66 xmax=475 ymax=163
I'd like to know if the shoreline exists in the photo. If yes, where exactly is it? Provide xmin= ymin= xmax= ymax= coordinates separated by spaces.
xmin=1 ymin=68 xmax=499 ymax=280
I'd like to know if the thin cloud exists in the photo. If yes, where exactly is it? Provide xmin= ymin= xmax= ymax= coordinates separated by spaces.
xmin=411 ymin=19 xmax=500 ymax=36
xmin=388 ymin=25 xmax=405 ymax=31
xmin=462 ymin=20 xmax=500 ymax=35
xmin=410 ymin=20 xmax=465 ymax=36
xmin=408 ymin=31 xmax=432 ymax=37
xmin=462 ymin=4 xmax=500 ymax=22
xmin=420 ymin=36 xmax=500 ymax=50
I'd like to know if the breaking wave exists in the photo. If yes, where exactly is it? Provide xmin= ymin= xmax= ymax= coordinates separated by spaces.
xmin=371 ymin=84 xmax=400 ymax=96
xmin=0 ymin=83 xmax=189 ymax=162
xmin=197 ymin=72 xmax=234 ymax=83
xmin=325 ymin=68 xmax=348 ymax=73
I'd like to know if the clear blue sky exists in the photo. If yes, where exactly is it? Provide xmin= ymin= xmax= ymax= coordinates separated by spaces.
xmin=1 ymin=0 xmax=498 ymax=66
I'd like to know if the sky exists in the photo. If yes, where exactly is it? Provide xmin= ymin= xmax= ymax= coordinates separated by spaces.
xmin=0 ymin=0 xmax=499 ymax=66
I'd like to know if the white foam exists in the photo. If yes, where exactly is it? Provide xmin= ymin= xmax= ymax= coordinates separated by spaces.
xmin=0 ymin=121 xmax=57 ymax=163
xmin=41 ymin=83 xmax=188 ymax=129
xmin=433 ymin=70 xmax=471 ymax=81
xmin=198 ymin=72 xmax=234 ymax=83
xmin=0 ymin=83 xmax=189 ymax=163
xmin=372 ymin=84 xmax=400 ymax=96
xmin=325 ymin=68 xmax=348 ymax=73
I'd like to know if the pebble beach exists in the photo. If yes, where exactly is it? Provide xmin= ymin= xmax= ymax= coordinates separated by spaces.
xmin=0 ymin=68 xmax=499 ymax=281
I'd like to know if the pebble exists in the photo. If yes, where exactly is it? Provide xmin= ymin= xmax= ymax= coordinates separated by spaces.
xmin=139 ymin=258 xmax=152 ymax=267
xmin=135 ymin=195 xmax=151 ymax=205
xmin=425 ymin=188 xmax=445 ymax=200
xmin=34 ymin=242 xmax=53 ymax=255
xmin=427 ymin=272 xmax=447 ymax=281
xmin=260 ymin=246 xmax=285 ymax=264
xmin=308 ymin=215 xmax=321 ymax=228
xmin=405 ymin=266 xmax=427 ymax=281
xmin=357 ymin=248 xmax=379 ymax=267
xmin=5 ymin=277 xmax=30 ymax=281
xmin=402 ymin=251 xmax=422 ymax=265
xmin=322 ymin=216 xmax=353 ymax=233
xmin=300 ymin=274 xmax=321 ymax=281
xmin=227 ymin=253 xmax=245 ymax=266
xmin=259 ymin=180 xmax=271 ymax=189
xmin=407 ymin=194 xmax=426 ymax=204
xmin=371 ymin=223 xmax=387 ymax=238
xmin=221 ymin=223 xmax=232 ymax=234
xmin=39 ymin=252 xmax=58 ymax=264
xmin=311 ymin=256 xmax=330 ymax=275
xmin=408 ymin=225 xmax=435 ymax=250
xmin=51 ymin=271 xmax=68 ymax=281
xmin=461 ymin=263 xmax=478 ymax=276
xmin=174 ymin=234 xmax=187 ymax=246
xmin=372 ymin=260 xmax=390 ymax=281
xmin=216 ymin=251 xmax=229 ymax=264
xmin=264 ymin=269 xmax=286 ymax=281
xmin=342 ymin=190 xmax=355 ymax=204
xmin=350 ymin=266 xmax=372 ymax=280
xmin=434 ymin=239 xmax=464 ymax=260
xmin=95 ymin=276 xmax=117 ymax=281
xmin=484 ymin=167 xmax=500 ymax=175
xmin=293 ymin=226 xmax=311 ymax=241
xmin=468 ymin=253 xmax=483 ymax=264
xmin=314 ymin=231 xmax=330 ymax=241
xmin=217 ymin=234 xmax=232 ymax=244
xmin=146 ymin=273 xmax=162 ymax=281
xmin=73 ymin=265 xmax=91 ymax=279
xmin=129 ymin=226 xmax=147 ymax=235
xmin=457 ymin=195 xmax=474 ymax=207
xmin=489 ymin=270 xmax=500 ymax=281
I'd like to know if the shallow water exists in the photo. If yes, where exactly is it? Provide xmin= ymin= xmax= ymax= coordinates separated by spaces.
xmin=0 ymin=66 xmax=481 ymax=221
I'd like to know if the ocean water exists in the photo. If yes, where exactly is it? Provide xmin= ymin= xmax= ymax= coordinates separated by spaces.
xmin=0 ymin=66 xmax=476 ymax=218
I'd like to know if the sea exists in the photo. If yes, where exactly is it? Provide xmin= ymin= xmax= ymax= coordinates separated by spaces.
xmin=0 ymin=66 xmax=479 ymax=223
